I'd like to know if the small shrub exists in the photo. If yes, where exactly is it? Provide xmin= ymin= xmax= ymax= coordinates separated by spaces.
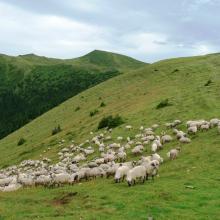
xmin=98 ymin=115 xmax=124 ymax=129
xmin=52 ymin=124 xmax=62 ymax=135
xmin=204 ymin=79 xmax=212 ymax=86
xmin=172 ymin=69 xmax=179 ymax=73
xmin=90 ymin=109 xmax=99 ymax=117
xmin=100 ymin=102 xmax=106 ymax=107
xmin=156 ymin=99 xmax=172 ymax=109
xmin=75 ymin=106 xmax=80 ymax=111
xmin=17 ymin=137 xmax=26 ymax=146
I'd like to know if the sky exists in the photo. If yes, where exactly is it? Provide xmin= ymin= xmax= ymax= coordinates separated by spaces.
xmin=0 ymin=0 xmax=219 ymax=62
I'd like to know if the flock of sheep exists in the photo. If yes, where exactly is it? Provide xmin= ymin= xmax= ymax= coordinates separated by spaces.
xmin=0 ymin=118 xmax=219 ymax=192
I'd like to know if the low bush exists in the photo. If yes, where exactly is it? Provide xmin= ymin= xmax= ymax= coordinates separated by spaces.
xmin=204 ymin=79 xmax=212 ymax=86
xmin=75 ymin=106 xmax=80 ymax=111
xmin=90 ymin=109 xmax=99 ymax=117
xmin=156 ymin=99 xmax=172 ymax=109
xmin=52 ymin=125 xmax=62 ymax=135
xmin=17 ymin=137 xmax=26 ymax=146
xmin=100 ymin=102 xmax=106 ymax=107
xmin=98 ymin=115 xmax=124 ymax=129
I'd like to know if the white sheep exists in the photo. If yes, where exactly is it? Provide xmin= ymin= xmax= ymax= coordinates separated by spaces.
xmin=144 ymin=160 xmax=159 ymax=180
xmin=85 ymin=167 xmax=105 ymax=180
xmin=2 ymin=183 xmax=22 ymax=192
xmin=151 ymin=153 xmax=163 ymax=164
xmin=126 ymin=165 xmax=146 ymax=186
xmin=132 ymin=145 xmax=144 ymax=155
xmin=188 ymin=126 xmax=197 ymax=134
xmin=179 ymin=136 xmax=191 ymax=143
xmin=75 ymin=168 xmax=91 ymax=182
xmin=73 ymin=153 xmax=86 ymax=163
xmin=146 ymin=135 xmax=155 ymax=141
xmin=114 ymin=165 xmax=130 ymax=183
xmin=151 ymin=142 xmax=158 ymax=152
xmin=152 ymin=124 xmax=159 ymax=130
xmin=161 ymin=135 xmax=173 ymax=144
xmin=167 ymin=147 xmax=181 ymax=160
xmin=52 ymin=173 xmax=71 ymax=185
xmin=104 ymin=153 xmax=115 ymax=163
xmin=200 ymin=123 xmax=210 ymax=131
xmin=95 ymin=158 xmax=105 ymax=165
xmin=125 ymin=125 xmax=132 ymax=130
xmin=117 ymin=136 xmax=123 ymax=141
xmin=117 ymin=151 xmax=127 ymax=162
xmin=210 ymin=118 xmax=220 ymax=127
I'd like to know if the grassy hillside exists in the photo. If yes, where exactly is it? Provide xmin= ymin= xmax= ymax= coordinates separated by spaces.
xmin=0 ymin=50 xmax=145 ymax=139
xmin=0 ymin=53 xmax=219 ymax=219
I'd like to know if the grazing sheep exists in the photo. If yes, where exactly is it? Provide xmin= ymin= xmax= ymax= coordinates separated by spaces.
xmin=132 ymin=145 xmax=144 ymax=155
xmin=161 ymin=135 xmax=173 ymax=144
xmin=104 ymin=153 xmax=116 ymax=163
xmin=145 ymin=130 xmax=155 ymax=136
xmin=117 ymin=136 xmax=123 ymax=141
xmin=151 ymin=142 xmax=158 ymax=152
xmin=200 ymin=123 xmax=210 ymax=131
xmin=52 ymin=173 xmax=71 ymax=185
xmin=105 ymin=136 xmax=112 ymax=141
xmin=85 ymin=167 xmax=105 ymax=180
xmin=179 ymin=137 xmax=191 ymax=143
xmin=73 ymin=153 xmax=86 ymax=163
xmin=125 ymin=125 xmax=132 ymax=130
xmin=35 ymin=175 xmax=52 ymax=186
xmin=114 ymin=164 xmax=130 ymax=183
xmin=151 ymin=153 xmax=163 ymax=164
xmin=18 ymin=174 xmax=35 ymax=187
xmin=146 ymin=135 xmax=155 ymax=141
xmin=210 ymin=118 xmax=220 ymax=128
xmin=140 ymin=126 xmax=144 ymax=131
xmin=117 ymin=151 xmax=127 ymax=162
xmin=124 ymin=143 xmax=131 ymax=149
xmin=2 ymin=183 xmax=22 ymax=192
xmin=144 ymin=160 xmax=159 ymax=180
xmin=174 ymin=120 xmax=181 ymax=126
xmin=176 ymin=131 xmax=186 ymax=139
xmin=95 ymin=158 xmax=105 ymax=165
xmin=140 ymin=156 xmax=152 ymax=164
xmin=0 ymin=177 xmax=14 ymax=187
xmin=152 ymin=124 xmax=159 ymax=130
xmin=188 ymin=126 xmax=197 ymax=134
xmin=88 ymin=161 xmax=98 ymax=168
xmin=106 ymin=163 xmax=120 ymax=178
xmin=75 ymin=168 xmax=91 ymax=182
xmin=126 ymin=165 xmax=146 ymax=186
xmin=167 ymin=147 xmax=181 ymax=160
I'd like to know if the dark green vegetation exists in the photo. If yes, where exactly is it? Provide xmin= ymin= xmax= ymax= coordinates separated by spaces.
xmin=0 ymin=50 xmax=145 ymax=139
xmin=89 ymin=109 xmax=99 ymax=117
xmin=17 ymin=137 xmax=26 ymax=146
xmin=98 ymin=115 xmax=124 ymax=129
xmin=156 ymin=98 xmax=172 ymax=109
xmin=51 ymin=125 xmax=62 ymax=136
xmin=0 ymin=53 xmax=220 ymax=219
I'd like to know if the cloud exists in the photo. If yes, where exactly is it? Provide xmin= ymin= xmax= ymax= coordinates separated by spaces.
xmin=0 ymin=0 xmax=220 ymax=62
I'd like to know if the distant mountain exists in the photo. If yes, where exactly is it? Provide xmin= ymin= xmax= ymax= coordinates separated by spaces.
xmin=0 ymin=50 xmax=146 ymax=139
xmin=72 ymin=50 xmax=146 ymax=69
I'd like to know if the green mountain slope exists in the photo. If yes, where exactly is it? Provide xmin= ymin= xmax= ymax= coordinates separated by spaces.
xmin=0 ymin=53 xmax=219 ymax=219
xmin=0 ymin=50 xmax=146 ymax=139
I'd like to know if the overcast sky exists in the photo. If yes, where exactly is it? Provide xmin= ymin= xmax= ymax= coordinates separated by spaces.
xmin=0 ymin=0 xmax=219 ymax=62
